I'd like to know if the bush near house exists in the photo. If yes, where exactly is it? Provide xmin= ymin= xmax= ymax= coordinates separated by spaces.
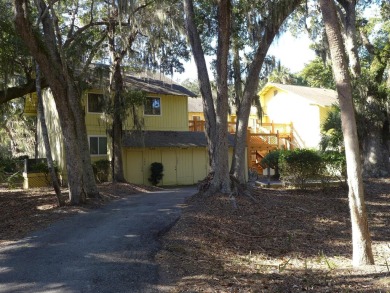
xmin=263 ymin=149 xmax=347 ymax=189
xmin=92 ymin=159 xmax=111 ymax=183
xmin=149 ymin=162 xmax=164 ymax=186
xmin=260 ymin=150 xmax=281 ymax=179
xmin=320 ymin=150 xmax=346 ymax=184
xmin=0 ymin=156 xmax=26 ymax=187
xmin=279 ymin=149 xmax=324 ymax=189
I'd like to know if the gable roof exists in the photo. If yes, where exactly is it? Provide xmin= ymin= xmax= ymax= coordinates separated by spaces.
xmin=124 ymin=75 xmax=197 ymax=97
xmin=122 ymin=130 xmax=235 ymax=148
xmin=87 ymin=65 xmax=197 ymax=97
xmin=188 ymin=97 xmax=204 ymax=112
xmin=259 ymin=83 xmax=338 ymax=107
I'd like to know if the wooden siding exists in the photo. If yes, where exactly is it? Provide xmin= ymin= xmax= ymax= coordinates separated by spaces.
xmin=140 ymin=94 xmax=188 ymax=131
xmin=124 ymin=147 xmax=234 ymax=186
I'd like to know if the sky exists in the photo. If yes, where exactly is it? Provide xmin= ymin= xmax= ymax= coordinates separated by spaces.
xmin=172 ymin=31 xmax=316 ymax=83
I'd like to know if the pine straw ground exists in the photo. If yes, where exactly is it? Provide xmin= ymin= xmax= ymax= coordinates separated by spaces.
xmin=157 ymin=178 xmax=390 ymax=293
xmin=1 ymin=180 xmax=390 ymax=292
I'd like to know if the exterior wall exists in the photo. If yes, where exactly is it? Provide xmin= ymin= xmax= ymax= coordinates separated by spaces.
xmin=261 ymin=88 xmax=324 ymax=149
xmin=123 ymin=147 xmax=234 ymax=186
xmin=84 ymin=91 xmax=189 ymax=132
xmin=130 ymin=94 xmax=188 ymax=131
xmin=37 ymin=89 xmax=67 ymax=182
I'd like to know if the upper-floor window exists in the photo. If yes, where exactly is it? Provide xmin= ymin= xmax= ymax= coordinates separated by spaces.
xmin=88 ymin=93 xmax=105 ymax=113
xmin=144 ymin=97 xmax=161 ymax=115
xmin=89 ymin=136 xmax=107 ymax=155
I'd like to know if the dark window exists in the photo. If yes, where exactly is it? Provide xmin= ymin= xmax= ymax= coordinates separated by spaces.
xmin=89 ymin=136 xmax=107 ymax=155
xmin=144 ymin=97 xmax=161 ymax=115
xmin=88 ymin=93 xmax=105 ymax=113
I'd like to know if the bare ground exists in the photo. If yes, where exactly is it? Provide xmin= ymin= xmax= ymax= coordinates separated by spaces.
xmin=1 ymin=180 xmax=390 ymax=292
xmin=156 ymin=178 xmax=390 ymax=292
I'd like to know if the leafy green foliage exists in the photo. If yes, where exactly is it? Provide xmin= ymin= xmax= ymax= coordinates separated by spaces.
xmin=148 ymin=162 xmax=164 ymax=186
xmin=279 ymin=149 xmax=324 ymax=189
xmin=260 ymin=150 xmax=281 ymax=170
xmin=92 ymin=159 xmax=111 ymax=183
xmin=298 ymin=58 xmax=335 ymax=89
xmin=321 ymin=151 xmax=346 ymax=183
xmin=320 ymin=106 xmax=343 ymax=152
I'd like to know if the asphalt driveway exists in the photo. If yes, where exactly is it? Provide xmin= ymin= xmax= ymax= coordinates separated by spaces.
xmin=0 ymin=186 xmax=197 ymax=293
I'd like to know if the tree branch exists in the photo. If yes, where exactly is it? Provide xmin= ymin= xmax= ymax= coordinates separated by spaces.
xmin=0 ymin=79 xmax=48 ymax=104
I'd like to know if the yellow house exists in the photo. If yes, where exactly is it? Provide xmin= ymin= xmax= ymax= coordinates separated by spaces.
xmin=259 ymin=83 xmax=338 ymax=149
xmin=28 ymin=72 xmax=238 ymax=186
xmin=188 ymin=97 xmax=260 ymax=133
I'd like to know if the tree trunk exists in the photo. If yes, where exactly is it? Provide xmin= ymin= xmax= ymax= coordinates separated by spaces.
xmin=362 ymin=115 xmax=390 ymax=178
xmin=111 ymin=61 xmax=126 ymax=182
xmin=212 ymin=0 xmax=231 ymax=194
xmin=184 ymin=0 xmax=230 ymax=195
xmin=14 ymin=0 xmax=97 ymax=204
xmin=336 ymin=0 xmax=361 ymax=77
xmin=319 ymin=0 xmax=374 ymax=267
xmin=230 ymin=0 xmax=301 ymax=183
xmin=35 ymin=63 xmax=64 ymax=206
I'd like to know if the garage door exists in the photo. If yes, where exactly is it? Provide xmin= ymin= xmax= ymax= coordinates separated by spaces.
xmin=176 ymin=149 xmax=194 ymax=185
xmin=161 ymin=150 xmax=177 ymax=185
xmin=126 ymin=151 xmax=144 ymax=184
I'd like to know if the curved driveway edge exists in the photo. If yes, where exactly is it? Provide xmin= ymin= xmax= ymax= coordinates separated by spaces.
xmin=0 ymin=186 xmax=197 ymax=293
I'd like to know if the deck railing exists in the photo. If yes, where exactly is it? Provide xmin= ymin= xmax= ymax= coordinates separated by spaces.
xmin=189 ymin=120 xmax=293 ymax=136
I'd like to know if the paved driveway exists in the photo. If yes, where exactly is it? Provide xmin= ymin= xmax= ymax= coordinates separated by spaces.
xmin=0 ymin=187 xmax=196 ymax=293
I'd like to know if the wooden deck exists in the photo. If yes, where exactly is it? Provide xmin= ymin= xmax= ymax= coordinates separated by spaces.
xmin=189 ymin=120 xmax=294 ymax=175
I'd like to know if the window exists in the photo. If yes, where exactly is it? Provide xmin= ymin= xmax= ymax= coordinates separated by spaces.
xmin=89 ymin=136 xmax=107 ymax=155
xmin=88 ymin=93 xmax=105 ymax=113
xmin=144 ymin=97 xmax=161 ymax=115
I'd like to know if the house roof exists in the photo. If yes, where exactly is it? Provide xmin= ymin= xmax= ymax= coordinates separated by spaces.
xmin=87 ymin=65 xmax=197 ymax=97
xmin=259 ymin=83 xmax=338 ymax=107
xmin=188 ymin=97 xmax=204 ymax=112
xmin=124 ymin=75 xmax=197 ymax=97
xmin=122 ymin=130 xmax=235 ymax=148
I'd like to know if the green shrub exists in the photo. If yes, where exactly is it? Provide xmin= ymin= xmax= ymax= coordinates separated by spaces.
xmin=279 ymin=149 xmax=324 ymax=189
xmin=260 ymin=150 xmax=281 ymax=178
xmin=260 ymin=150 xmax=281 ymax=170
xmin=92 ymin=159 xmax=111 ymax=183
xmin=148 ymin=162 xmax=164 ymax=186
xmin=321 ymin=151 xmax=346 ymax=183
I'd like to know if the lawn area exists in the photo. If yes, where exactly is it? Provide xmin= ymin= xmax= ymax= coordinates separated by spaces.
xmin=157 ymin=178 xmax=390 ymax=292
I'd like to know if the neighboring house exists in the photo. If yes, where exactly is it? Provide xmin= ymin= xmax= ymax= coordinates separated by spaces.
xmin=26 ymin=71 xmax=237 ymax=186
xmin=188 ymin=97 xmax=259 ymax=133
xmin=258 ymin=82 xmax=338 ymax=149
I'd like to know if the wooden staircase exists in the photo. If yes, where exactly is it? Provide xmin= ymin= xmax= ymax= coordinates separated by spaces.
xmin=188 ymin=120 xmax=294 ymax=175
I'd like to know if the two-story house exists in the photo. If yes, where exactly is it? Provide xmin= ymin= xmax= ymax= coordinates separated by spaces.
xmin=28 ymin=72 xmax=236 ymax=186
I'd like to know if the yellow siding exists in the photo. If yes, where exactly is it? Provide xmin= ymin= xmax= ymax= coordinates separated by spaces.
xmin=124 ymin=147 xmax=235 ymax=186
xmin=140 ymin=94 xmax=188 ymax=131
xmin=161 ymin=149 xmax=177 ymax=185
xmin=193 ymin=149 xmax=207 ymax=182
xmin=37 ymin=90 xmax=67 ymax=181
xmin=176 ymin=148 xmax=194 ymax=185
xmin=125 ymin=150 xmax=144 ymax=184
xmin=83 ymin=90 xmax=109 ymax=135
xmin=259 ymin=86 xmax=326 ymax=149
xmin=142 ymin=149 xmax=162 ymax=185
xmin=319 ymin=106 xmax=331 ymax=125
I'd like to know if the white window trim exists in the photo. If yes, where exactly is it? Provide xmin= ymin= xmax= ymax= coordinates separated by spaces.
xmin=144 ymin=96 xmax=162 ymax=116
xmin=88 ymin=135 xmax=108 ymax=156
xmin=87 ymin=92 xmax=105 ymax=114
